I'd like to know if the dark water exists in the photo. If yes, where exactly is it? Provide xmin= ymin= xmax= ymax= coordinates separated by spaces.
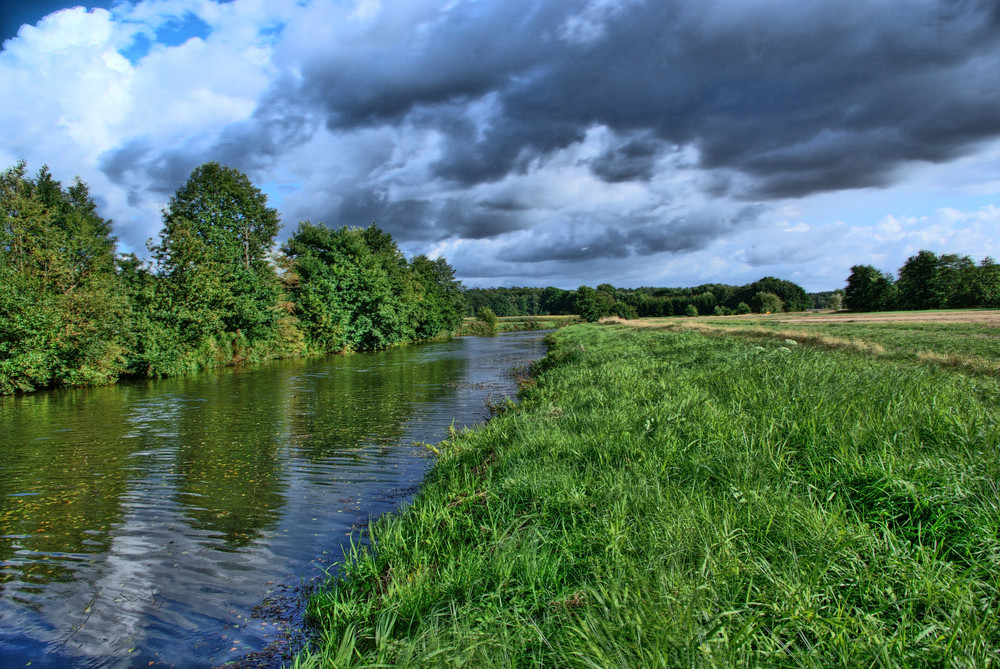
xmin=0 ymin=331 xmax=547 ymax=668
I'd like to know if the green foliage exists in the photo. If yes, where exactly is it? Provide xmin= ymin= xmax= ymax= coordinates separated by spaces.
xmin=282 ymin=222 xmax=461 ymax=352
xmin=845 ymin=251 xmax=998 ymax=313
xmin=684 ymin=303 xmax=699 ymax=317
xmin=463 ymin=278 xmax=812 ymax=320
xmin=735 ymin=301 xmax=751 ymax=315
xmin=282 ymin=222 xmax=415 ymax=351
xmin=845 ymin=264 xmax=897 ymax=312
xmin=809 ymin=289 xmax=845 ymax=310
xmin=297 ymin=324 xmax=1000 ymax=667
xmin=897 ymin=250 xmax=942 ymax=310
xmin=975 ymin=257 xmax=1000 ymax=307
xmin=1 ymin=162 xmax=126 ymax=393
xmin=409 ymin=255 xmax=465 ymax=339
xmin=151 ymin=162 xmax=282 ymax=347
xmin=751 ymin=290 xmax=784 ymax=314
xmin=574 ymin=284 xmax=617 ymax=322
xmin=1 ymin=159 xmax=465 ymax=393
xmin=475 ymin=306 xmax=498 ymax=334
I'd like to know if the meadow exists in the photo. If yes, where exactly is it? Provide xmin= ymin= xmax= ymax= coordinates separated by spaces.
xmin=456 ymin=314 xmax=581 ymax=336
xmin=294 ymin=314 xmax=1000 ymax=667
xmin=636 ymin=310 xmax=1000 ymax=377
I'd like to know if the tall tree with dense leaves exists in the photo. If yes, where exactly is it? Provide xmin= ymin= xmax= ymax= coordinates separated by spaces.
xmin=896 ymin=250 xmax=943 ymax=310
xmin=936 ymin=253 xmax=978 ymax=308
xmin=282 ymin=222 xmax=415 ymax=352
xmin=409 ymin=254 xmax=464 ymax=339
xmin=844 ymin=265 xmax=897 ymax=312
xmin=150 ymin=162 xmax=282 ymax=363
xmin=574 ymin=285 xmax=615 ymax=322
xmin=0 ymin=162 xmax=124 ymax=392
xmin=974 ymin=257 xmax=1000 ymax=307
xmin=751 ymin=291 xmax=784 ymax=314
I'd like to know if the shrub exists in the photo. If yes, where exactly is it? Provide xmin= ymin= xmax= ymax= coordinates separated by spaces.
xmin=476 ymin=306 xmax=499 ymax=334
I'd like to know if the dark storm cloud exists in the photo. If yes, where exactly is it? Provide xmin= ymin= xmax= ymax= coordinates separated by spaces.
xmin=590 ymin=134 xmax=664 ymax=183
xmin=100 ymin=99 xmax=319 ymax=202
xmin=100 ymin=139 xmax=202 ymax=197
xmin=91 ymin=0 xmax=1000 ymax=260
xmin=499 ymin=204 xmax=763 ymax=263
xmin=500 ymin=226 xmax=631 ymax=263
xmin=328 ymin=191 xmax=530 ymax=243
xmin=281 ymin=0 xmax=1000 ymax=199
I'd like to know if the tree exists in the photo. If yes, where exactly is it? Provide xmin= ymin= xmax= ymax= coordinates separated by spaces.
xmin=282 ymin=222 xmax=414 ymax=351
xmin=476 ymin=306 xmax=498 ymax=334
xmin=0 ymin=162 xmax=125 ymax=392
xmin=751 ymin=291 xmax=783 ymax=314
xmin=844 ymin=265 xmax=896 ymax=312
xmin=896 ymin=250 xmax=942 ymax=310
xmin=937 ymin=253 xmax=977 ymax=308
xmin=151 ymin=162 xmax=282 ymax=358
xmin=410 ymin=254 xmax=464 ymax=339
xmin=684 ymin=304 xmax=699 ymax=317
xmin=974 ymin=257 xmax=1000 ymax=307
xmin=574 ymin=285 xmax=615 ymax=322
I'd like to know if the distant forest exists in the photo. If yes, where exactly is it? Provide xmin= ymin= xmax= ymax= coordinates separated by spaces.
xmin=846 ymin=252 xmax=1000 ymax=311
xmin=464 ymin=277 xmax=812 ymax=321
xmin=0 ymin=161 xmax=464 ymax=394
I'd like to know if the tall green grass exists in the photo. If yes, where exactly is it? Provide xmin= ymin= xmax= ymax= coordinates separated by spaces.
xmin=294 ymin=324 xmax=1000 ymax=667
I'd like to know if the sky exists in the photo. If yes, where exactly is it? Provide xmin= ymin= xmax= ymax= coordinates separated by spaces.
xmin=1 ymin=0 xmax=999 ymax=291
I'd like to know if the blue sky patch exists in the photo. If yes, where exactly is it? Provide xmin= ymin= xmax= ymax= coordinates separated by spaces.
xmin=155 ymin=11 xmax=212 ymax=47
xmin=119 ymin=31 xmax=153 ymax=64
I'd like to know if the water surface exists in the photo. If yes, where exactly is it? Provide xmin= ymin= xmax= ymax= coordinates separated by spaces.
xmin=0 ymin=331 xmax=547 ymax=668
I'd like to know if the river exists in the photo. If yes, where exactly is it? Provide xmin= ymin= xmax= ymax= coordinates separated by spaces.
xmin=0 ymin=331 xmax=548 ymax=668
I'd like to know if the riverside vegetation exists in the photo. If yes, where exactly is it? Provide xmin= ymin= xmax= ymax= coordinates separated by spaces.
xmin=0 ymin=161 xmax=464 ymax=394
xmin=295 ymin=319 xmax=1000 ymax=667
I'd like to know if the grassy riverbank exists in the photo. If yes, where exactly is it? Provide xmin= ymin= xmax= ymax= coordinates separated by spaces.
xmin=295 ymin=321 xmax=1000 ymax=667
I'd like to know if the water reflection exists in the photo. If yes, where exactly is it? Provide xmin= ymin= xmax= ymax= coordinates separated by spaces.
xmin=0 ymin=331 xmax=546 ymax=668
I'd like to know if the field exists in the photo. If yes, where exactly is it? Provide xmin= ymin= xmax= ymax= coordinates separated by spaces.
xmin=295 ymin=312 xmax=1000 ymax=667
xmin=619 ymin=309 xmax=1000 ymax=376
xmin=457 ymin=314 xmax=581 ymax=336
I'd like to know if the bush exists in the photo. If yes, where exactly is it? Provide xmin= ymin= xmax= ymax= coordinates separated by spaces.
xmin=476 ymin=307 xmax=499 ymax=334
xmin=684 ymin=304 xmax=699 ymax=317
xmin=751 ymin=291 xmax=784 ymax=314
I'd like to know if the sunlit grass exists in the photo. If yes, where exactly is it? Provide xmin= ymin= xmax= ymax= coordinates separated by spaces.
xmin=294 ymin=323 xmax=1000 ymax=667
xmin=627 ymin=315 xmax=1000 ymax=377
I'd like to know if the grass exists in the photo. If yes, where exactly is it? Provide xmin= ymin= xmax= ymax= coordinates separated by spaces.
xmin=456 ymin=315 xmax=581 ymax=336
xmin=294 ymin=321 xmax=1000 ymax=667
xmin=618 ymin=313 xmax=1000 ymax=377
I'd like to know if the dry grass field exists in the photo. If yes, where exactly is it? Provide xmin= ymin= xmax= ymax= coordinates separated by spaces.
xmin=775 ymin=309 xmax=1000 ymax=327
xmin=603 ymin=309 xmax=1000 ymax=377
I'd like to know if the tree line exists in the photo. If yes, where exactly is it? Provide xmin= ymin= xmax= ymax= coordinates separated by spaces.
xmin=845 ymin=251 xmax=1000 ymax=312
xmin=465 ymin=277 xmax=811 ymax=322
xmin=1 ymin=161 xmax=464 ymax=394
